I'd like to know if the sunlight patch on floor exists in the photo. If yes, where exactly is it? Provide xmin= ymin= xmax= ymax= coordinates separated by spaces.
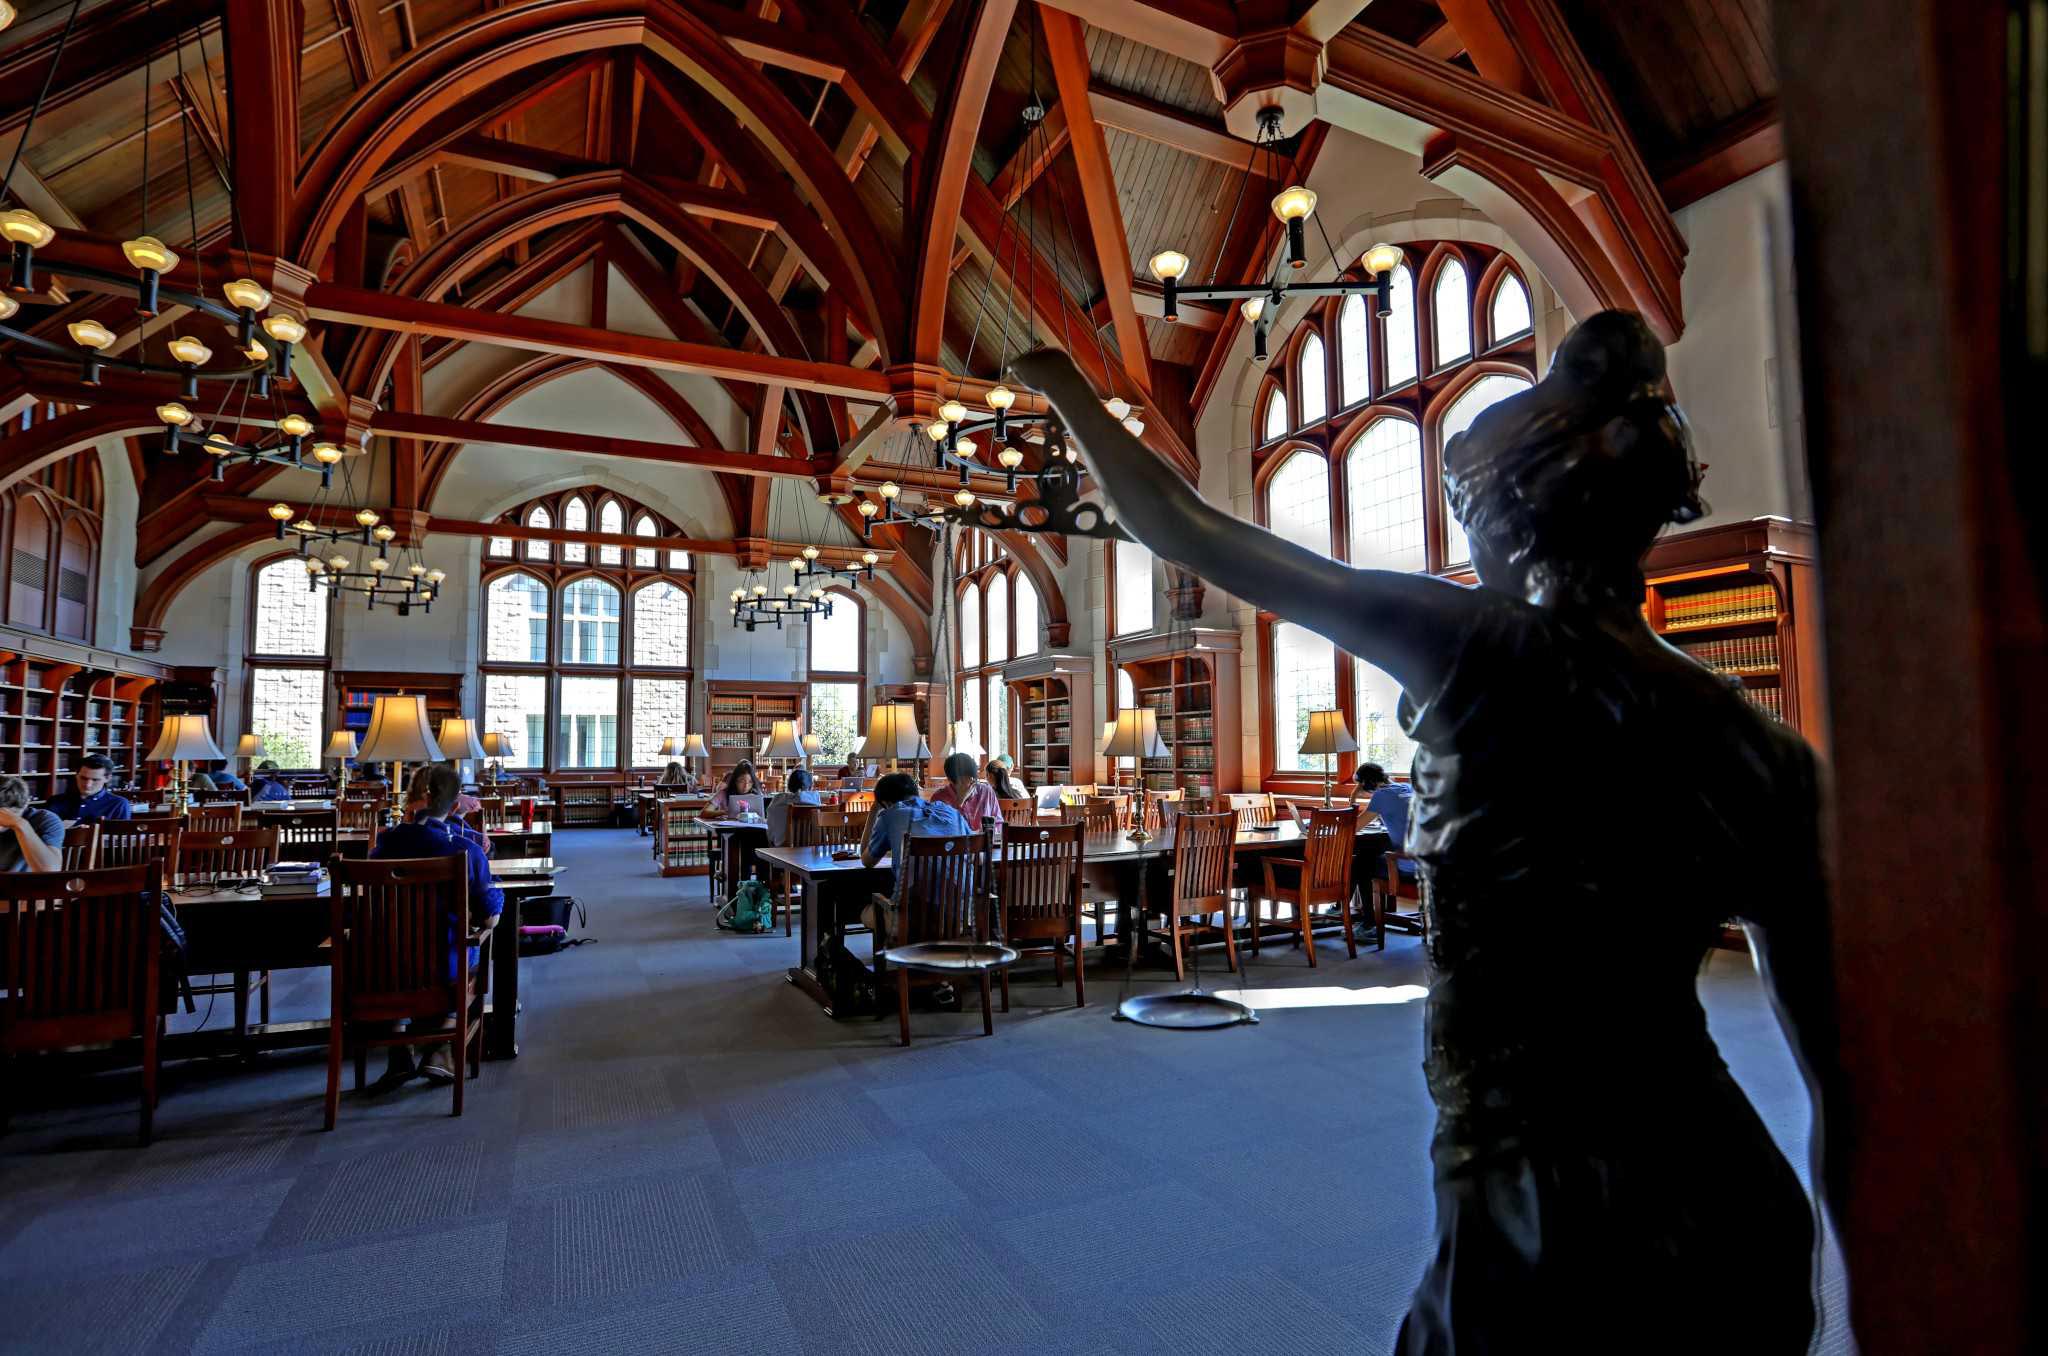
xmin=1208 ymin=983 xmax=1431 ymax=1011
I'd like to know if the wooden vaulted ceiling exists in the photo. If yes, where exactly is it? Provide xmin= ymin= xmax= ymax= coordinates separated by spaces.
xmin=0 ymin=0 xmax=1781 ymax=609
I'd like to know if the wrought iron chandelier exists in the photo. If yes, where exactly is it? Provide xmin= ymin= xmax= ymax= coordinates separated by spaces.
xmin=268 ymin=448 xmax=444 ymax=615
xmin=0 ymin=2 xmax=311 ymax=399
xmin=1143 ymin=106 xmax=1403 ymax=362
xmin=731 ymin=480 xmax=873 ymax=630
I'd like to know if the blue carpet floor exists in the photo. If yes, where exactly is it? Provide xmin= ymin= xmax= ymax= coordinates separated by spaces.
xmin=0 ymin=829 xmax=1854 ymax=1354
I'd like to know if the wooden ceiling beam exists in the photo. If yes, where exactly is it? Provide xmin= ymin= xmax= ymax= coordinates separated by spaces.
xmin=373 ymin=411 xmax=806 ymax=477
xmin=1087 ymin=86 xmax=1260 ymax=170
xmin=1415 ymin=21 xmax=1467 ymax=63
xmin=1657 ymin=101 xmax=1783 ymax=212
xmin=907 ymin=0 xmax=1021 ymax=368
xmin=221 ymin=0 xmax=303 ymax=256
xmin=1040 ymin=7 xmax=1152 ymax=393
xmin=1032 ymin=0 xmax=1235 ymax=66
xmin=990 ymin=98 xmax=1070 ymax=209
xmin=310 ymin=282 xmax=892 ymax=400
xmin=1098 ymin=279 xmax=1224 ymax=332
xmin=365 ymin=57 xmax=607 ymax=200
xmin=0 ymin=0 xmax=219 ymax=131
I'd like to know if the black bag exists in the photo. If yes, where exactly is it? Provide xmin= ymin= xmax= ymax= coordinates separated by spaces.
xmin=518 ymin=894 xmax=589 ymax=955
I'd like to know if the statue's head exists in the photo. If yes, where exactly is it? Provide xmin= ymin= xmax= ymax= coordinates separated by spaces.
xmin=1444 ymin=310 xmax=1705 ymax=603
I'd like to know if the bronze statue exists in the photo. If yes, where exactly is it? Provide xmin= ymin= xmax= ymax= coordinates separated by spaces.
xmin=1014 ymin=313 xmax=1844 ymax=1353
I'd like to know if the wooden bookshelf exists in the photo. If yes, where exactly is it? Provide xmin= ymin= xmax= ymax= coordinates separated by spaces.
xmin=334 ymin=671 xmax=465 ymax=757
xmin=1640 ymin=516 xmax=1822 ymax=747
xmin=705 ymin=680 xmax=806 ymax=776
xmin=0 ymin=633 xmax=176 ymax=799
xmin=1004 ymin=654 xmax=1093 ymax=789
xmin=1111 ymin=628 xmax=1243 ymax=798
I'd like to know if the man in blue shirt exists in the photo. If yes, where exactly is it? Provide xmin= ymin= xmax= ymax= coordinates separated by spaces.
xmin=368 ymin=765 xmax=504 ymax=1088
xmin=860 ymin=771 xmax=972 ymax=945
xmin=46 ymin=753 xmax=134 ymax=822
xmin=211 ymin=761 xmax=248 ymax=793
xmin=248 ymin=760 xmax=293 ymax=803
xmin=1355 ymin=762 xmax=1418 ymax=882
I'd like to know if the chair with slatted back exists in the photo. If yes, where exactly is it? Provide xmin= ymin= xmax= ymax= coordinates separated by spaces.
xmin=875 ymin=832 xmax=1006 ymax=1045
xmin=1228 ymin=792 xmax=1277 ymax=830
xmin=98 ymin=822 xmax=182 ymax=878
xmin=1141 ymin=788 xmax=1184 ymax=836
xmin=325 ymin=854 xmax=490 ymax=1128
xmin=1146 ymin=811 xmax=1240 ymax=982
xmin=338 ymin=798 xmax=385 ymax=834
xmin=177 ymin=828 xmax=279 ymax=886
xmin=1374 ymin=852 xmax=1425 ymax=950
xmin=1251 ymin=806 xmax=1361 ymax=964
xmin=475 ymin=796 xmax=509 ymax=831
xmin=0 ymin=863 xmax=167 ymax=1143
xmin=771 ymin=803 xmax=825 ymax=937
xmin=844 ymin=791 xmax=875 ymax=815
xmin=998 ymin=797 xmax=1038 ymax=827
xmin=994 ymin=822 xmax=1086 ymax=1009
xmin=60 ymin=822 xmax=99 ymax=870
xmin=1080 ymin=796 xmax=1122 ymax=838
xmin=185 ymin=803 xmax=243 ymax=834
xmin=268 ymin=808 xmax=340 ymax=864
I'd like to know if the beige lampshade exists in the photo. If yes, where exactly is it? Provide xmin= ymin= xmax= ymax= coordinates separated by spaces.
xmin=146 ymin=714 xmax=227 ymax=763
xmin=436 ymin=717 xmax=487 ymax=760
xmin=657 ymin=735 xmax=684 ymax=758
xmin=681 ymin=733 xmax=709 ymax=760
xmin=765 ymin=718 xmax=805 ymax=760
xmin=479 ymin=730 xmax=514 ymax=758
xmin=1103 ymin=707 xmax=1169 ymax=760
xmin=234 ymin=733 xmax=268 ymax=760
xmin=801 ymin=733 xmax=824 ymax=758
xmin=941 ymin=719 xmax=984 ymax=759
xmin=1298 ymin=709 xmax=1359 ymax=758
xmin=356 ymin=694 xmax=444 ymax=765
xmin=324 ymin=730 xmax=360 ymax=761
xmin=856 ymin=702 xmax=922 ymax=760
xmin=1099 ymin=719 xmax=1119 ymax=754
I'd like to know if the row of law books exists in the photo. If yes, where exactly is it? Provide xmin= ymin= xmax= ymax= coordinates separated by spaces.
xmin=1676 ymin=632 xmax=1780 ymax=675
xmin=1742 ymin=686 xmax=1786 ymax=722
xmin=1664 ymin=583 xmax=1776 ymax=630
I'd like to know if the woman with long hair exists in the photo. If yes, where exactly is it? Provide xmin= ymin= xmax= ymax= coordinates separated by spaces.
xmin=708 ymin=760 xmax=759 ymax=815
xmin=1013 ymin=315 xmax=1842 ymax=1354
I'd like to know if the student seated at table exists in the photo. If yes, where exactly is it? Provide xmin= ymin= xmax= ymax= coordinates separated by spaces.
xmin=858 ymin=771 xmax=973 ymax=945
xmin=418 ymin=760 xmax=481 ymax=819
xmin=986 ymin=755 xmax=1029 ymax=803
xmin=369 ymin=764 xmax=504 ymax=1090
xmin=188 ymin=772 xmax=219 ymax=796
xmin=708 ymin=761 xmax=761 ymax=816
xmin=0 ymin=774 xmax=63 ymax=871
xmin=249 ymin=760 xmax=294 ymax=803
xmin=210 ymin=761 xmax=248 ymax=793
xmin=933 ymin=752 xmax=1001 ymax=830
xmin=766 ymin=767 xmax=824 ymax=846
xmin=46 ymin=753 xmax=135 ymax=823
xmin=1354 ymin=762 xmax=1417 ymax=880
xmin=656 ymin=760 xmax=695 ymax=791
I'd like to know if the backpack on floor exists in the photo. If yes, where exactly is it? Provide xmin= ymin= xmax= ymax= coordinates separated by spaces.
xmin=518 ymin=893 xmax=590 ymax=955
xmin=716 ymin=878 xmax=774 ymax=934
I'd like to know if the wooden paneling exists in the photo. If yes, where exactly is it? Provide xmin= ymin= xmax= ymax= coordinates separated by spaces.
xmin=1554 ymin=0 xmax=1776 ymax=169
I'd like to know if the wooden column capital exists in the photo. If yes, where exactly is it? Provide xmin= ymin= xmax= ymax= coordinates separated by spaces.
xmin=884 ymin=361 xmax=952 ymax=428
xmin=1213 ymin=27 xmax=1327 ymax=138
xmin=733 ymin=536 xmax=772 ymax=571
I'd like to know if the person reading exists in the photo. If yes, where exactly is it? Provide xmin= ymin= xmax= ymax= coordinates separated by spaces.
xmin=858 ymin=771 xmax=971 ymax=947
xmin=766 ymin=767 xmax=824 ymax=846
xmin=1014 ymin=315 xmax=1842 ymax=1354
xmin=249 ymin=760 xmax=293 ymax=803
xmin=708 ymin=762 xmax=761 ymax=816
xmin=656 ymin=761 xmax=694 ymax=791
xmin=0 ymin=775 xmax=63 ymax=872
xmin=46 ymin=753 xmax=133 ymax=823
xmin=933 ymin=752 xmax=1001 ymax=831
xmin=211 ymin=761 xmax=248 ymax=793
xmin=986 ymin=755 xmax=1029 ymax=803
xmin=368 ymin=764 xmax=504 ymax=1089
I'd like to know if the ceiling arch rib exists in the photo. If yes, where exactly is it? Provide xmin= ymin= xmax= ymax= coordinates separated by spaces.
xmin=291 ymin=0 xmax=901 ymax=367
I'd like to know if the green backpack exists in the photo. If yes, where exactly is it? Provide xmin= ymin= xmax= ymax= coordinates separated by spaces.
xmin=716 ymin=878 xmax=774 ymax=934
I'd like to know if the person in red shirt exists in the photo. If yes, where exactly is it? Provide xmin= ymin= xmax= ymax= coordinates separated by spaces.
xmin=930 ymin=751 xmax=999 ymax=832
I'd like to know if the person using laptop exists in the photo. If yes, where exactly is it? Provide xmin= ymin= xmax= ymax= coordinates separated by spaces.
xmin=766 ymin=766 xmax=824 ymax=846
xmin=708 ymin=761 xmax=762 ymax=817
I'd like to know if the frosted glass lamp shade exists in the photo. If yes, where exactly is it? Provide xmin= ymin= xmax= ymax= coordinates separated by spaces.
xmin=324 ymin=731 xmax=360 ymax=761
xmin=234 ymin=733 xmax=268 ymax=760
xmin=765 ymin=719 xmax=805 ymax=760
xmin=657 ymin=736 xmax=684 ymax=758
xmin=856 ymin=703 xmax=922 ymax=760
xmin=1103 ymin=708 xmax=1168 ymax=760
xmin=436 ymin=717 xmax=487 ymax=760
xmin=1298 ymin=709 xmax=1359 ymax=758
xmin=146 ymin=715 xmax=227 ymax=763
xmin=941 ymin=720 xmax=984 ymax=759
xmin=478 ymin=731 xmax=513 ymax=758
xmin=356 ymin=695 xmax=444 ymax=765
xmin=802 ymin=733 xmax=824 ymax=758
xmin=681 ymin=733 xmax=709 ymax=760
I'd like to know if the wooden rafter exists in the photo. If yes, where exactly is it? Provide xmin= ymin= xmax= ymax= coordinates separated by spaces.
xmin=220 ymin=0 xmax=302 ymax=255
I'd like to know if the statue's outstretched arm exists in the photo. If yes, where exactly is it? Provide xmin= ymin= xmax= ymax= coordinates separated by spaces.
xmin=1012 ymin=349 xmax=1482 ymax=697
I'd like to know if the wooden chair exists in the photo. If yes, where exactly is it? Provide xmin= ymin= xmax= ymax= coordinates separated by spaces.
xmin=994 ymin=822 xmax=1086 ymax=1009
xmin=771 ymin=803 xmax=825 ymax=937
xmin=325 ymin=855 xmax=490 ymax=1129
xmin=60 ymin=822 xmax=98 ymax=870
xmin=998 ymin=797 xmax=1039 ymax=826
xmin=176 ymin=827 xmax=280 ymax=886
xmin=1147 ymin=810 xmax=1240 ymax=982
xmin=1252 ymin=806 xmax=1361 ymax=965
xmin=876 ymin=832 xmax=1000 ymax=1045
xmin=338 ymin=798 xmax=386 ymax=833
xmin=269 ymin=809 xmax=340 ymax=863
xmin=1228 ymin=792 xmax=1277 ymax=830
xmin=819 ymin=807 xmax=868 ymax=849
xmin=98 ymin=822 xmax=182 ymax=877
xmin=843 ymin=791 xmax=875 ymax=815
xmin=1141 ymin=788 xmax=1184 ymax=835
xmin=0 ymin=864 xmax=166 ymax=1144
xmin=184 ymin=803 xmax=243 ymax=833
xmin=1373 ymin=852 xmax=1426 ymax=950
xmin=1077 ymin=796 xmax=1123 ymax=838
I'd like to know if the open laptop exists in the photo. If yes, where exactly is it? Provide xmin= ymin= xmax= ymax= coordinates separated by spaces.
xmin=725 ymin=793 xmax=766 ymax=818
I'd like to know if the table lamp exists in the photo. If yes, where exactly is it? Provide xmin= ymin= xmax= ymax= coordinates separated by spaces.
xmin=681 ymin=732 xmax=708 ymax=763
xmin=765 ymin=718 xmax=804 ymax=786
xmin=437 ymin=717 xmax=487 ymax=781
xmin=657 ymin=735 xmax=684 ymax=759
xmin=324 ymin=730 xmax=359 ymax=796
xmin=233 ymin=732 xmax=267 ymax=780
xmin=1100 ymin=718 xmax=1121 ymax=790
xmin=856 ymin=701 xmax=921 ymax=773
xmin=1298 ymin=709 xmax=1358 ymax=807
xmin=801 ymin=732 xmax=823 ymax=766
xmin=147 ymin=714 xmax=228 ymax=816
xmin=1102 ymin=708 xmax=1169 ymax=841
xmin=941 ymin=720 xmax=984 ymax=762
xmin=357 ymin=694 xmax=444 ymax=807
xmin=479 ymin=730 xmax=513 ymax=783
